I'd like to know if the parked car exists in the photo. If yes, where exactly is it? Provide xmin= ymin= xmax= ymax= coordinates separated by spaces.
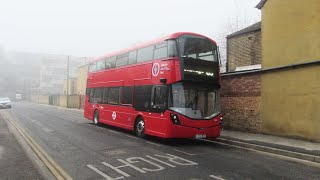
xmin=0 ymin=97 xmax=12 ymax=109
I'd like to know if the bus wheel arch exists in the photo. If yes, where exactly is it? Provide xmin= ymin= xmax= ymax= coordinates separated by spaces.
xmin=134 ymin=115 xmax=146 ymax=138
xmin=93 ymin=109 xmax=100 ymax=126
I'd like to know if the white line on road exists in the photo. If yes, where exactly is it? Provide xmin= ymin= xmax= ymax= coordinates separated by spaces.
xmin=173 ymin=149 xmax=195 ymax=156
xmin=0 ymin=146 xmax=4 ymax=159
xmin=125 ymin=135 xmax=137 ymax=140
xmin=108 ymin=130 xmax=121 ymax=134
xmin=209 ymin=175 xmax=226 ymax=180
xmin=87 ymin=164 xmax=118 ymax=180
xmin=146 ymin=141 xmax=161 ymax=147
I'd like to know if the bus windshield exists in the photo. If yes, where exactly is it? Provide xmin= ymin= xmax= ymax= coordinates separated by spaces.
xmin=169 ymin=82 xmax=220 ymax=119
xmin=178 ymin=35 xmax=218 ymax=62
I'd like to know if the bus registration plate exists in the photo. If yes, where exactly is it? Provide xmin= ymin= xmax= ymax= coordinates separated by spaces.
xmin=195 ymin=134 xmax=206 ymax=139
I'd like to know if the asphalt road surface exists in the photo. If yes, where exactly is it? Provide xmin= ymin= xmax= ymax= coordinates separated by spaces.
xmin=2 ymin=102 xmax=320 ymax=180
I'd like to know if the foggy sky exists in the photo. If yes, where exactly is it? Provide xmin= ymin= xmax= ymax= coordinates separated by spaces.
xmin=0 ymin=0 xmax=261 ymax=57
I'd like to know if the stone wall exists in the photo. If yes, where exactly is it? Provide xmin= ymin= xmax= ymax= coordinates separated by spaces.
xmin=220 ymin=71 xmax=262 ymax=133
xmin=227 ymin=31 xmax=261 ymax=72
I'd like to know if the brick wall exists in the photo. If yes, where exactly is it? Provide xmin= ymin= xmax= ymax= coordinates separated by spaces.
xmin=227 ymin=31 xmax=261 ymax=72
xmin=221 ymin=71 xmax=262 ymax=133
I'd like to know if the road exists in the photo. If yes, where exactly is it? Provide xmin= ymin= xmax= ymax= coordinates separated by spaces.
xmin=2 ymin=102 xmax=320 ymax=180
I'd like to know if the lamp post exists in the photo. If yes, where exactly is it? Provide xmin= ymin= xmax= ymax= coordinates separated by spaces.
xmin=66 ymin=56 xmax=69 ymax=108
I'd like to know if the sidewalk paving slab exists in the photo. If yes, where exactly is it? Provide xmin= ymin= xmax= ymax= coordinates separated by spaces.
xmin=220 ymin=130 xmax=320 ymax=159
xmin=0 ymin=110 xmax=43 ymax=180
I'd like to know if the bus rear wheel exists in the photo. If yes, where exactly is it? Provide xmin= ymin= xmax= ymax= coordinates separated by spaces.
xmin=135 ymin=117 xmax=145 ymax=138
xmin=93 ymin=110 xmax=100 ymax=126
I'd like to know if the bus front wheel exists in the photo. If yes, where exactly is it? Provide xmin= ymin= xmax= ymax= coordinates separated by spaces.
xmin=93 ymin=110 xmax=100 ymax=126
xmin=135 ymin=117 xmax=145 ymax=138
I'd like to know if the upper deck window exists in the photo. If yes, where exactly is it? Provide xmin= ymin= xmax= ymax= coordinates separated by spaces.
xmin=106 ymin=56 xmax=116 ymax=69
xmin=178 ymin=35 xmax=218 ymax=62
xmin=89 ymin=62 xmax=97 ymax=72
xmin=96 ymin=60 xmax=106 ymax=71
xmin=154 ymin=42 xmax=168 ymax=60
xmin=116 ymin=53 xmax=129 ymax=67
xmin=128 ymin=51 xmax=137 ymax=64
xmin=137 ymin=46 xmax=154 ymax=63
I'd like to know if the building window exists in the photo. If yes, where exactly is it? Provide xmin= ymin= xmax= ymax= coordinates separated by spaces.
xmin=137 ymin=46 xmax=154 ymax=63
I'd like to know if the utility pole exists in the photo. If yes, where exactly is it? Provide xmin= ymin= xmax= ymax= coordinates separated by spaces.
xmin=66 ymin=56 xmax=69 ymax=108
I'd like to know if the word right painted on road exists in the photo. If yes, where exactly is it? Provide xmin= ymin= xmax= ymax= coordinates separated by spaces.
xmin=87 ymin=153 xmax=198 ymax=180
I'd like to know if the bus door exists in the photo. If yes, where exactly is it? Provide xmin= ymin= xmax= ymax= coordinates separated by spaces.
xmin=84 ymin=88 xmax=95 ymax=120
xmin=148 ymin=85 xmax=168 ymax=134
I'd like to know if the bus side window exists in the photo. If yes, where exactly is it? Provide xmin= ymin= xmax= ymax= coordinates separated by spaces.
xmin=89 ymin=62 xmax=97 ymax=72
xmin=168 ymin=40 xmax=178 ymax=58
xmin=122 ymin=86 xmax=133 ymax=105
xmin=93 ymin=88 xmax=103 ymax=104
xmin=151 ymin=85 xmax=167 ymax=110
xmin=108 ymin=87 xmax=121 ymax=105
xmin=134 ymin=85 xmax=153 ymax=111
xmin=154 ymin=42 xmax=168 ymax=60
xmin=137 ymin=46 xmax=154 ymax=63
xmin=89 ymin=89 xmax=95 ymax=103
xmin=116 ymin=53 xmax=129 ymax=67
xmin=106 ymin=56 xmax=116 ymax=69
xmin=103 ymin=88 xmax=109 ymax=104
xmin=128 ymin=51 xmax=137 ymax=65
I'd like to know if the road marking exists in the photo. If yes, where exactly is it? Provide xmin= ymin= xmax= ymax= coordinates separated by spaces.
xmin=1 ymin=110 xmax=73 ymax=180
xmin=174 ymin=149 xmax=196 ymax=156
xmin=146 ymin=141 xmax=161 ymax=147
xmin=87 ymin=164 xmax=116 ymax=180
xmin=88 ymin=153 xmax=197 ymax=179
xmin=108 ymin=129 xmax=121 ymax=134
xmin=209 ymin=175 xmax=226 ymax=180
xmin=145 ymin=155 xmax=176 ymax=167
xmin=0 ymin=145 xmax=4 ymax=159
xmin=125 ymin=134 xmax=137 ymax=140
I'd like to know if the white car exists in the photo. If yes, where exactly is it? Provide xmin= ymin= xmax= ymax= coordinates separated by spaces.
xmin=0 ymin=97 xmax=12 ymax=109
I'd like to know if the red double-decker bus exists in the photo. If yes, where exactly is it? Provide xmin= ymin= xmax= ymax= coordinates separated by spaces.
xmin=84 ymin=32 xmax=222 ymax=139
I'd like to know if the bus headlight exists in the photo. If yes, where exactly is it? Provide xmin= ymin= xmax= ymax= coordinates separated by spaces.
xmin=220 ymin=116 xmax=223 ymax=125
xmin=170 ymin=114 xmax=181 ymax=125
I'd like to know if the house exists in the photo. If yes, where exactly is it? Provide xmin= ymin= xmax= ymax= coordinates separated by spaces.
xmin=226 ymin=22 xmax=261 ymax=72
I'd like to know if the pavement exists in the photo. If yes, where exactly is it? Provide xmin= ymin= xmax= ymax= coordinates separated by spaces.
xmin=0 ymin=110 xmax=43 ymax=180
xmin=219 ymin=130 xmax=320 ymax=164
xmin=0 ymin=102 xmax=320 ymax=180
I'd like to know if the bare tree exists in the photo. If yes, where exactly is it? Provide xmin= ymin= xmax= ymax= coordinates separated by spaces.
xmin=215 ymin=0 xmax=261 ymax=73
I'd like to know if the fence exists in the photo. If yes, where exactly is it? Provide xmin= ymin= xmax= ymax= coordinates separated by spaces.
xmin=30 ymin=95 xmax=85 ymax=109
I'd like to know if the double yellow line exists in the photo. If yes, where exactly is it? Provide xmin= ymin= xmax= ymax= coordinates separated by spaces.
xmin=1 ymin=111 xmax=73 ymax=180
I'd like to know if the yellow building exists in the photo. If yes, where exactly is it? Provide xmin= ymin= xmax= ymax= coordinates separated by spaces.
xmin=76 ymin=64 xmax=88 ymax=95
xmin=257 ymin=0 xmax=320 ymax=141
